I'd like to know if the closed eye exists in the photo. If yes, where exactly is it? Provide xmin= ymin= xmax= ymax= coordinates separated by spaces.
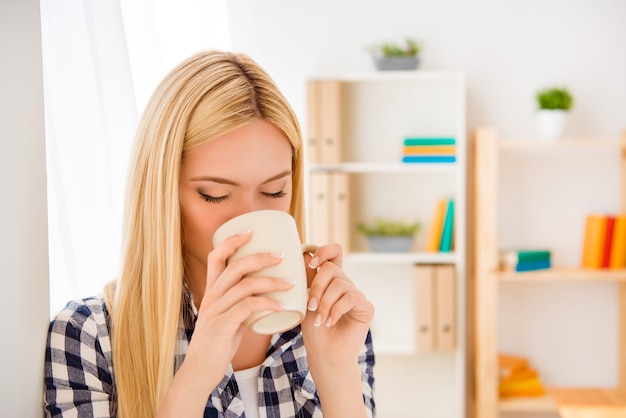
xmin=199 ymin=192 xmax=229 ymax=203
xmin=262 ymin=190 xmax=286 ymax=199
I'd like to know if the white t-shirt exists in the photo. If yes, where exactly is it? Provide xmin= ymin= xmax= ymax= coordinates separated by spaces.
xmin=233 ymin=365 xmax=262 ymax=418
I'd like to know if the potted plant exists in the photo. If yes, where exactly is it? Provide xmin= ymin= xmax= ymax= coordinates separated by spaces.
xmin=535 ymin=86 xmax=574 ymax=140
xmin=357 ymin=218 xmax=420 ymax=252
xmin=368 ymin=38 xmax=421 ymax=71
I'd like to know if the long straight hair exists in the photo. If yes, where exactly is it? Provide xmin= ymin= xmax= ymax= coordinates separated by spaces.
xmin=110 ymin=50 xmax=305 ymax=418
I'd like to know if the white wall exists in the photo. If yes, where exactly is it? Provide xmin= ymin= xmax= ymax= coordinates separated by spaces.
xmin=0 ymin=0 xmax=50 ymax=415
xmin=231 ymin=0 xmax=625 ymax=140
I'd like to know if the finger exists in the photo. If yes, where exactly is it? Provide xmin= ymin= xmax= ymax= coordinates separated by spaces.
xmin=325 ymin=292 xmax=373 ymax=327
xmin=306 ymin=261 xmax=345 ymax=312
xmin=216 ymin=276 xmax=295 ymax=314
xmin=218 ymin=294 xmax=286 ymax=326
xmin=310 ymin=274 xmax=356 ymax=327
xmin=306 ymin=243 xmax=343 ymax=272
xmin=211 ymin=252 xmax=285 ymax=296
xmin=206 ymin=229 xmax=253 ymax=291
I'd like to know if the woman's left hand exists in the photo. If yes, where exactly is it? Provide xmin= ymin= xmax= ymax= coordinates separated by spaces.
xmin=301 ymin=243 xmax=374 ymax=367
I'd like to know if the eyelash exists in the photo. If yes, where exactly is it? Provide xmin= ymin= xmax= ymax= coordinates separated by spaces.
xmin=263 ymin=190 xmax=286 ymax=199
xmin=199 ymin=193 xmax=228 ymax=203
xmin=198 ymin=189 xmax=286 ymax=203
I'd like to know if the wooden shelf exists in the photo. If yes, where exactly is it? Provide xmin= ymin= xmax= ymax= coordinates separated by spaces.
xmin=308 ymin=162 xmax=458 ymax=173
xmin=346 ymin=251 xmax=458 ymax=264
xmin=498 ymin=266 xmax=626 ymax=282
xmin=499 ymin=138 xmax=621 ymax=149
xmin=499 ymin=394 xmax=558 ymax=412
xmin=499 ymin=387 xmax=626 ymax=414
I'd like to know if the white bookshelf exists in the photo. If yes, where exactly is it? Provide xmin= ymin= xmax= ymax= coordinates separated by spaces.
xmin=305 ymin=72 xmax=468 ymax=418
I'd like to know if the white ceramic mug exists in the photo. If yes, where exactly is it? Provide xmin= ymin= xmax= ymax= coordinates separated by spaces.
xmin=212 ymin=210 xmax=317 ymax=335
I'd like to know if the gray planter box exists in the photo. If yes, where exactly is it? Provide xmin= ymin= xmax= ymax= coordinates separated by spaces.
xmin=374 ymin=56 xmax=419 ymax=71
xmin=366 ymin=236 xmax=414 ymax=252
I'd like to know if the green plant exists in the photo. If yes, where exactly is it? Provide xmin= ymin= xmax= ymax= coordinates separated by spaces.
xmin=356 ymin=218 xmax=420 ymax=237
xmin=370 ymin=38 xmax=420 ymax=57
xmin=536 ymin=87 xmax=574 ymax=110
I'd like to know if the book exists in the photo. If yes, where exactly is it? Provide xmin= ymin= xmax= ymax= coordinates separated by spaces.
xmin=581 ymin=214 xmax=608 ymax=268
xmin=425 ymin=198 xmax=447 ymax=252
xmin=601 ymin=216 xmax=616 ymax=268
xmin=402 ymin=145 xmax=456 ymax=155
xmin=609 ymin=215 xmax=626 ymax=268
xmin=403 ymin=137 xmax=456 ymax=146
xmin=498 ymin=353 xmax=546 ymax=398
xmin=500 ymin=249 xmax=551 ymax=265
xmin=402 ymin=155 xmax=456 ymax=163
xmin=439 ymin=199 xmax=455 ymax=252
xmin=514 ymin=258 xmax=551 ymax=272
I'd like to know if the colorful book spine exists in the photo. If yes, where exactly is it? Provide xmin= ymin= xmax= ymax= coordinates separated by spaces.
xmin=402 ymin=156 xmax=456 ymax=163
xmin=500 ymin=249 xmax=551 ymax=272
xmin=581 ymin=214 xmax=609 ymax=269
xmin=439 ymin=199 xmax=455 ymax=252
xmin=401 ymin=137 xmax=456 ymax=164
xmin=515 ymin=258 xmax=551 ymax=272
xmin=404 ymin=138 xmax=456 ymax=146
xmin=425 ymin=198 xmax=448 ymax=252
xmin=609 ymin=215 xmax=626 ymax=268
xmin=601 ymin=216 xmax=616 ymax=268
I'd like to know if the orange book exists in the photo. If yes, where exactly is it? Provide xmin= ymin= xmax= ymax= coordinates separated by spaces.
xmin=609 ymin=215 xmax=626 ymax=268
xmin=425 ymin=199 xmax=447 ymax=252
xmin=402 ymin=145 xmax=456 ymax=155
xmin=581 ymin=214 xmax=607 ymax=268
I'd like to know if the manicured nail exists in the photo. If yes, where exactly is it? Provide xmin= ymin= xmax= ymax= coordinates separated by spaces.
xmin=238 ymin=228 xmax=252 ymax=235
xmin=308 ymin=256 xmax=320 ymax=269
xmin=325 ymin=317 xmax=333 ymax=327
xmin=270 ymin=251 xmax=285 ymax=259
xmin=307 ymin=297 xmax=318 ymax=311
xmin=313 ymin=314 xmax=322 ymax=327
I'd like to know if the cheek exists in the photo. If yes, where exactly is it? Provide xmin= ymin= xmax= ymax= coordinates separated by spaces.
xmin=180 ymin=198 xmax=222 ymax=255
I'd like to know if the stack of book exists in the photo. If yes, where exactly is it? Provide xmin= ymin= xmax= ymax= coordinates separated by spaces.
xmin=425 ymin=198 xmax=455 ymax=252
xmin=401 ymin=137 xmax=456 ymax=163
xmin=581 ymin=213 xmax=626 ymax=269
xmin=498 ymin=353 xmax=546 ymax=398
xmin=499 ymin=249 xmax=551 ymax=272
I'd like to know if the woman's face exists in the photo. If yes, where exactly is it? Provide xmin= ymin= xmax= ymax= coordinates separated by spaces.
xmin=179 ymin=120 xmax=293 ymax=270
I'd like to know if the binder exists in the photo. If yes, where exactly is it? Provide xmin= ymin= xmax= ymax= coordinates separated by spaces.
xmin=319 ymin=81 xmax=341 ymax=163
xmin=414 ymin=265 xmax=435 ymax=351
xmin=435 ymin=265 xmax=456 ymax=350
xmin=330 ymin=173 xmax=350 ymax=252
xmin=309 ymin=172 xmax=330 ymax=245
xmin=306 ymin=81 xmax=322 ymax=163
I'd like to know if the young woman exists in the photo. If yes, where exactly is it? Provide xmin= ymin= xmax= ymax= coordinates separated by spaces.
xmin=44 ymin=50 xmax=375 ymax=418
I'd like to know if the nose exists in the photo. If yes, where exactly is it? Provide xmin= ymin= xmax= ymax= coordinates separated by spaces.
xmin=228 ymin=193 xmax=262 ymax=220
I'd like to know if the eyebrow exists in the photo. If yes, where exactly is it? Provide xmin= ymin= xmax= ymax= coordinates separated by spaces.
xmin=190 ymin=170 xmax=292 ymax=186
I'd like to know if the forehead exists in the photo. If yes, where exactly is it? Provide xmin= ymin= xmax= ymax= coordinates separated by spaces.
xmin=181 ymin=120 xmax=293 ymax=180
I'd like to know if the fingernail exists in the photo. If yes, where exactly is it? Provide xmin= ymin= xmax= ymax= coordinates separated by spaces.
xmin=308 ymin=256 xmax=319 ymax=269
xmin=270 ymin=251 xmax=285 ymax=259
xmin=313 ymin=314 xmax=322 ymax=327
xmin=307 ymin=297 xmax=318 ymax=311
xmin=325 ymin=317 xmax=332 ymax=327
xmin=238 ymin=228 xmax=252 ymax=235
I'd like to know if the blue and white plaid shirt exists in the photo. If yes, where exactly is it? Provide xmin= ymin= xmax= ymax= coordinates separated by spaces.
xmin=44 ymin=292 xmax=376 ymax=417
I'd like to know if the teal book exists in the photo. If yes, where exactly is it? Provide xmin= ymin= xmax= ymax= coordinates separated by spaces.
xmin=439 ymin=199 xmax=455 ymax=252
xmin=403 ymin=137 xmax=456 ymax=146
xmin=515 ymin=259 xmax=551 ymax=272
xmin=500 ymin=249 xmax=551 ymax=265
xmin=402 ymin=156 xmax=456 ymax=163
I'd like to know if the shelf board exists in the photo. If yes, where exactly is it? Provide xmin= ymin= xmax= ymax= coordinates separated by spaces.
xmin=308 ymin=162 xmax=458 ymax=173
xmin=346 ymin=251 xmax=457 ymax=264
xmin=498 ymin=266 xmax=626 ymax=281
xmin=499 ymin=394 xmax=558 ymax=412
xmin=499 ymin=138 xmax=621 ymax=148
xmin=499 ymin=387 xmax=626 ymax=413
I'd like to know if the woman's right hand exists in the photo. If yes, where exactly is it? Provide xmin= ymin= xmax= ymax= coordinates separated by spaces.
xmin=157 ymin=230 xmax=291 ymax=417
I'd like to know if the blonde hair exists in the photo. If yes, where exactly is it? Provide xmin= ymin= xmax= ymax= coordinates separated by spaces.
xmin=111 ymin=50 xmax=305 ymax=418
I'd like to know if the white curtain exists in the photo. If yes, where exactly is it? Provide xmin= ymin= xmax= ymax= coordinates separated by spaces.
xmin=40 ymin=0 xmax=232 ymax=315
xmin=40 ymin=1 xmax=137 ymax=315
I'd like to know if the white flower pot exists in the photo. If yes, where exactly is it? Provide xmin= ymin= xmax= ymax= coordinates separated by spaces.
xmin=366 ymin=236 xmax=414 ymax=252
xmin=536 ymin=109 xmax=568 ymax=140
